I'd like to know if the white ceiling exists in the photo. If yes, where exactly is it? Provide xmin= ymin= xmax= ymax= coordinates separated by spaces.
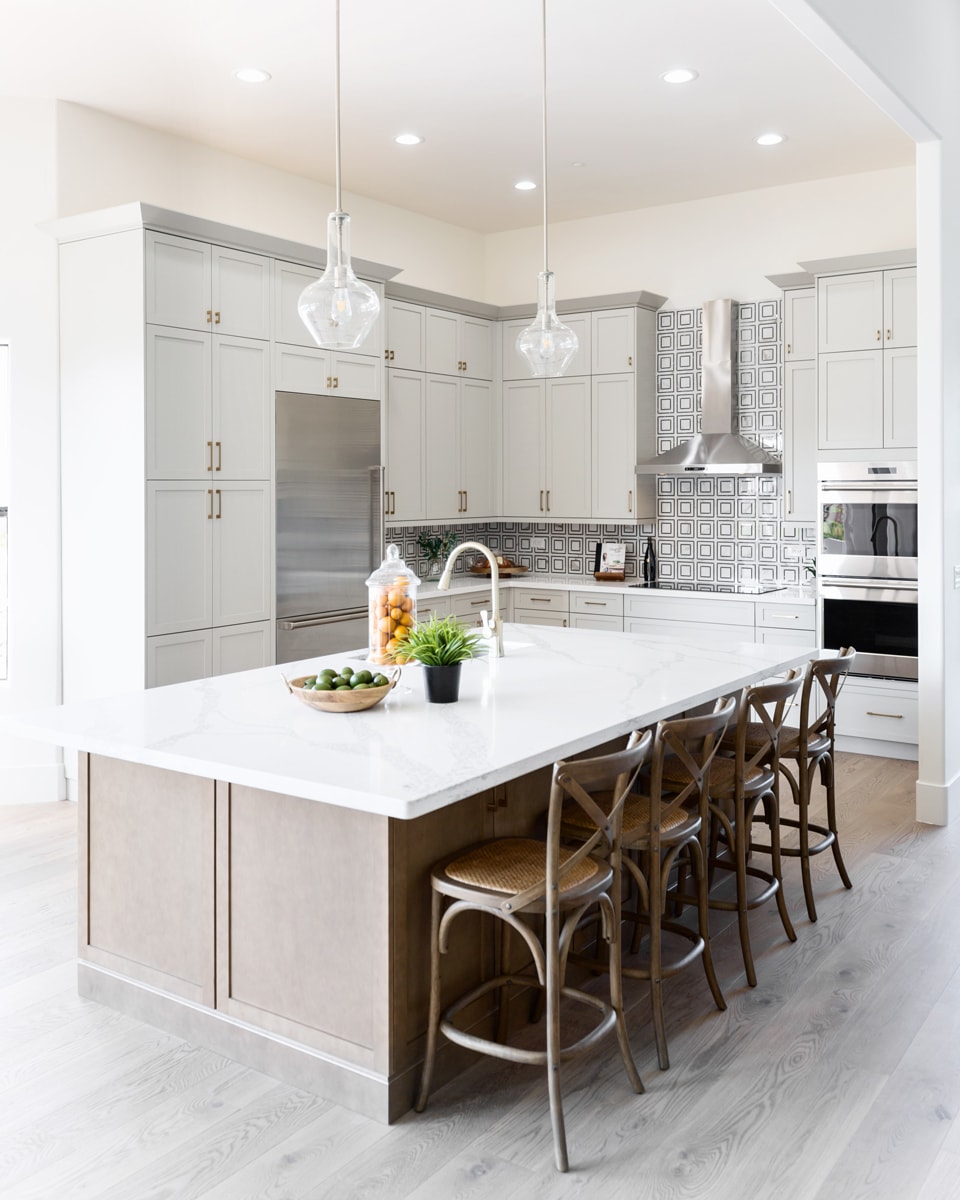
xmin=2 ymin=0 xmax=914 ymax=234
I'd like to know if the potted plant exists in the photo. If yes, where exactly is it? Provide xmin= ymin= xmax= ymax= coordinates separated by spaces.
xmin=417 ymin=530 xmax=459 ymax=580
xmin=397 ymin=612 xmax=485 ymax=703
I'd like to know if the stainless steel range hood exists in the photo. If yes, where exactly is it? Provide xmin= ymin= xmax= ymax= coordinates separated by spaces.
xmin=635 ymin=298 xmax=782 ymax=475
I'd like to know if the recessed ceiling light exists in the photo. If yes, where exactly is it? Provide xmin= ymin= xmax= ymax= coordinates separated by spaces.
xmin=233 ymin=67 xmax=271 ymax=84
xmin=514 ymin=180 xmax=537 ymax=191
xmin=755 ymin=132 xmax=786 ymax=146
xmin=394 ymin=133 xmax=424 ymax=146
xmin=660 ymin=67 xmax=698 ymax=84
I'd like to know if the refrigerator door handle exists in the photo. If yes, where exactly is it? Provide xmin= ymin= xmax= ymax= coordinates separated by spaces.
xmin=370 ymin=464 xmax=386 ymax=568
xmin=278 ymin=611 xmax=367 ymax=632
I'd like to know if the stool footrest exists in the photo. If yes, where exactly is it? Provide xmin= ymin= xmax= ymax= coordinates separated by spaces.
xmin=778 ymin=816 xmax=835 ymax=857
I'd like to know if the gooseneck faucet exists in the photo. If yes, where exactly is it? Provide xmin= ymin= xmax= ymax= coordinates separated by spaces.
xmin=437 ymin=541 xmax=504 ymax=657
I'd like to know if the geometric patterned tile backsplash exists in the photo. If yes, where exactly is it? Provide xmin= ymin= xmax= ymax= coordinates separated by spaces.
xmin=389 ymin=301 xmax=816 ymax=587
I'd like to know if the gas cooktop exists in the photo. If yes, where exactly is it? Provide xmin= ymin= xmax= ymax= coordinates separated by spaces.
xmin=629 ymin=582 xmax=786 ymax=596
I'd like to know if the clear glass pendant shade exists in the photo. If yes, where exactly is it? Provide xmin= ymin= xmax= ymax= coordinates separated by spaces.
xmin=516 ymin=271 xmax=579 ymax=377
xmin=298 ymin=211 xmax=380 ymax=350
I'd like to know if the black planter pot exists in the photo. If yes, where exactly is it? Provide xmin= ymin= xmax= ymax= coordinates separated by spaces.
xmin=423 ymin=662 xmax=462 ymax=704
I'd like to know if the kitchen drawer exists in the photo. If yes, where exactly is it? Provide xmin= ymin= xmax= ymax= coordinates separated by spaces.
xmin=512 ymin=587 xmax=569 ymax=615
xmin=570 ymin=613 xmax=623 ymax=632
xmin=514 ymin=609 xmax=568 ymax=628
xmin=836 ymin=681 xmax=918 ymax=744
xmin=624 ymin=595 xmax=755 ymax=628
xmin=570 ymin=590 xmax=625 ymax=617
xmin=625 ymin=617 xmax=754 ymax=646
xmin=452 ymin=589 xmax=505 ymax=626
xmin=415 ymin=596 xmax=451 ymax=622
xmin=756 ymin=627 xmax=817 ymax=648
xmin=756 ymin=601 xmax=815 ymax=632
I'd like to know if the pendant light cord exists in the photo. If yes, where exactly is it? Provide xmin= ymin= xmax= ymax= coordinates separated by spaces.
xmin=540 ymin=0 xmax=549 ymax=273
xmin=334 ymin=0 xmax=343 ymax=215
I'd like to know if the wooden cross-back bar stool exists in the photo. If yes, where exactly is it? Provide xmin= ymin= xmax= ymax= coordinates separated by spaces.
xmin=560 ymin=696 xmax=737 ymax=1071
xmin=415 ymin=730 xmax=652 ymax=1173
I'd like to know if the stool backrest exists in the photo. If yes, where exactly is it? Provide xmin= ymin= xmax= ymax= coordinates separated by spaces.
xmin=647 ymin=696 xmax=737 ymax=847
xmin=733 ymin=668 xmax=804 ymax=781
xmin=800 ymin=646 xmax=857 ymax=744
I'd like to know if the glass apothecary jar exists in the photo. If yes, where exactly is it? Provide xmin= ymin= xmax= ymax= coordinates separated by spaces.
xmin=365 ymin=544 xmax=420 ymax=665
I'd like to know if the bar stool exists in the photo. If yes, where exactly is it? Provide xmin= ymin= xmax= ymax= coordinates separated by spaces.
xmin=719 ymin=648 xmax=856 ymax=923
xmin=415 ymin=731 xmax=652 ymax=1173
xmin=560 ymin=697 xmax=736 ymax=1071
xmin=681 ymin=672 xmax=804 ymax=987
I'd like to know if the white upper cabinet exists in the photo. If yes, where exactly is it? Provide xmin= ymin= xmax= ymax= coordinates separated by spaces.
xmin=424 ymin=375 xmax=495 ymax=521
xmin=592 ymin=308 xmax=636 ymax=374
xmin=501 ymin=312 xmax=591 ymax=380
xmin=384 ymin=370 xmax=426 ymax=522
xmin=147 ymin=329 xmax=270 ymax=480
xmin=818 ymin=271 xmax=884 ymax=352
xmin=592 ymin=373 xmax=649 ymax=521
xmin=425 ymin=308 xmax=494 ymax=379
xmin=274 ymin=344 xmax=381 ymax=401
xmin=783 ymin=288 xmax=816 ymax=360
xmin=818 ymin=350 xmax=885 ymax=449
xmin=883 ymin=268 xmax=918 ymax=348
xmin=385 ymin=300 xmax=426 ymax=371
xmin=146 ymin=232 xmax=271 ymax=339
xmin=783 ymin=358 xmax=818 ymax=521
xmin=274 ymin=259 xmax=384 ymax=360
xmin=502 ymin=378 xmax=590 ymax=519
xmin=884 ymin=347 xmax=918 ymax=447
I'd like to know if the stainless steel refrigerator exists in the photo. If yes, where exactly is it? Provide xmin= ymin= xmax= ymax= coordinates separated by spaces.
xmin=275 ymin=390 xmax=383 ymax=664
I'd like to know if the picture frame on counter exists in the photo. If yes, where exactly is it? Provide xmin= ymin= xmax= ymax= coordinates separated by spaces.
xmin=594 ymin=541 xmax=626 ymax=581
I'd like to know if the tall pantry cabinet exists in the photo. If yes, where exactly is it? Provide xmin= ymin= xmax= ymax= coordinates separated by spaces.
xmin=58 ymin=215 xmax=275 ymax=706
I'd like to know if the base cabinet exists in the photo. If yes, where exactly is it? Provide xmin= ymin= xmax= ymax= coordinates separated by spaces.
xmin=146 ymin=621 xmax=273 ymax=687
xmin=835 ymin=676 xmax=918 ymax=758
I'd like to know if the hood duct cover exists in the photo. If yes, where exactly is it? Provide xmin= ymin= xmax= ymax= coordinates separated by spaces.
xmin=635 ymin=298 xmax=782 ymax=475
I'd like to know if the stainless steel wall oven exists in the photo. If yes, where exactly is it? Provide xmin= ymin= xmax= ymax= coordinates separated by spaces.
xmin=818 ymin=462 xmax=918 ymax=681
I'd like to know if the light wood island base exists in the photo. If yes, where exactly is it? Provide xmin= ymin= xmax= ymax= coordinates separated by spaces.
xmin=77 ymin=750 xmax=555 ymax=1123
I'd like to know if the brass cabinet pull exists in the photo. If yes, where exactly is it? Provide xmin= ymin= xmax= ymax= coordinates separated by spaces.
xmin=546 ymin=489 xmax=550 ymax=512
xmin=207 ymin=488 xmax=213 ymax=519
xmin=628 ymin=489 xmax=633 ymax=513
xmin=469 ymin=598 xmax=487 ymax=607
xmin=787 ymin=488 xmax=792 ymax=513
xmin=463 ymin=360 xmax=467 ymax=372
xmin=207 ymin=441 xmax=213 ymax=472
xmin=539 ymin=489 xmax=544 ymax=512
xmin=786 ymin=343 xmax=792 ymax=355
xmin=384 ymin=348 xmax=389 ymax=360
xmin=333 ymin=376 xmax=339 ymax=389
xmin=584 ymin=600 xmax=607 ymax=607
xmin=562 ymin=618 xmax=567 ymax=627
xmin=463 ymin=488 xmax=468 ymax=512
xmin=390 ymin=490 xmax=396 ymax=515
xmin=385 ymin=491 xmax=390 ymax=516
xmin=326 ymin=376 xmax=331 ymax=388
xmin=215 ymin=488 xmax=222 ymax=519
xmin=866 ymin=710 xmax=904 ymax=719
xmin=206 ymin=310 xmax=212 ymax=324
xmin=214 ymin=311 xmax=221 ymax=325
xmin=215 ymin=441 xmax=221 ymax=472
xmin=876 ymin=329 xmax=881 ymax=341
xmin=389 ymin=350 xmax=395 ymax=361
xmin=770 ymin=613 xmax=799 ymax=620
xmin=628 ymin=355 xmax=633 ymax=367
xmin=886 ymin=328 xmax=892 ymax=340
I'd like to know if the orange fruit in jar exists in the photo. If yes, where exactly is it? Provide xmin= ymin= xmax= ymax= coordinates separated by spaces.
xmin=401 ymin=596 xmax=413 ymax=612
xmin=393 ymin=625 xmax=409 ymax=641
xmin=400 ymin=611 xmax=414 ymax=626
xmin=378 ymin=615 xmax=392 ymax=633
xmin=387 ymin=589 xmax=403 ymax=607
xmin=393 ymin=576 xmax=408 ymax=588
xmin=390 ymin=607 xmax=402 ymax=621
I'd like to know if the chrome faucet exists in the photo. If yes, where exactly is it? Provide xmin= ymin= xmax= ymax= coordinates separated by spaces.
xmin=437 ymin=541 xmax=504 ymax=657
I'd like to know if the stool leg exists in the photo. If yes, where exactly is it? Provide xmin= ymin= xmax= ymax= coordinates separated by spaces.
xmin=824 ymin=752 xmax=853 ymax=890
xmin=732 ymin=793 xmax=757 ymax=989
xmin=764 ymin=790 xmax=797 ymax=943
xmin=545 ymin=898 xmax=568 ymax=1172
xmin=690 ymin=833 xmax=725 ymax=1013
xmin=648 ymin=849 xmax=669 ymax=1070
xmin=415 ymin=888 xmax=443 ymax=1113
xmin=605 ymin=874 xmax=644 ymax=1095
xmin=797 ymin=758 xmax=818 ymax=924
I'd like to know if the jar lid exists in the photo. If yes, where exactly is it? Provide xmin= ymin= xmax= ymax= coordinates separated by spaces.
xmin=365 ymin=543 xmax=421 ymax=590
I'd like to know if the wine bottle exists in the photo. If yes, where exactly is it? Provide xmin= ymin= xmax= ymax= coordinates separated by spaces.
xmin=643 ymin=536 xmax=657 ymax=585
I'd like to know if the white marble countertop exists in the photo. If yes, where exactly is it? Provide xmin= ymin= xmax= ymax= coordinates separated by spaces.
xmin=8 ymin=624 xmax=811 ymax=821
xmin=420 ymin=574 xmax=816 ymax=605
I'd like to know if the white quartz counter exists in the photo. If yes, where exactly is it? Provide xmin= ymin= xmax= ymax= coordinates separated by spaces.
xmin=421 ymin=575 xmax=816 ymax=606
xmin=9 ymin=624 xmax=810 ymax=821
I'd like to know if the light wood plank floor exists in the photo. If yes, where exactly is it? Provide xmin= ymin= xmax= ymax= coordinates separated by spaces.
xmin=3 ymin=754 xmax=959 ymax=1199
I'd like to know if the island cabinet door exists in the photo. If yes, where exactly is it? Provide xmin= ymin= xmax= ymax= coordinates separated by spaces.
xmin=79 ymin=753 xmax=216 ymax=1007
xmin=215 ymin=786 xmax=395 ymax=1074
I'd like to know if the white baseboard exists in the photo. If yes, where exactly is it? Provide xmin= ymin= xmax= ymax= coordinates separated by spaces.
xmin=835 ymin=735 xmax=918 ymax=762
xmin=0 ymin=762 xmax=67 ymax=803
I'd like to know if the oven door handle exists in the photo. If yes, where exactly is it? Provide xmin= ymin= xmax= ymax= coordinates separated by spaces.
xmin=818 ymin=481 xmax=917 ymax=494
xmin=821 ymin=578 xmax=918 ymax=603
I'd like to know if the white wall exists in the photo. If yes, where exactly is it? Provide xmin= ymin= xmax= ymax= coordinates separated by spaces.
xmin=0 ymin=99 xmax=65 ymax=801
xmin=484 ymin=166 xmax=916 ymax=307
xmin=769 ymin=0 xmax=960 ymax=823
xmin=56 ymin=103 xmax=486 ymax=299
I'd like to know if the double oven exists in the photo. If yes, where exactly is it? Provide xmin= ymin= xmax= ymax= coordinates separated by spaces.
xmin=818 ymin=462 xmax=918 ymax=681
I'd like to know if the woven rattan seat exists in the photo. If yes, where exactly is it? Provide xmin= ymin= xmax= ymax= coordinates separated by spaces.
xmin=445 ymin=838 xmax=600 ymax=894
xmin=559 ymin=697 xmax=736 ymax=1071
xmin=721 ymin=649 xmax=856 ymax=923
xmin=661 ymin=752 xmax=767 ymax=797
xmin=416 ymin=732 xmax=652 ymax=1173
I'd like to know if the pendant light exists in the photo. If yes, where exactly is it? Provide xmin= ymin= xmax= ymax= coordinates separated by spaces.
xmin=516 ymin=0 xmax=578 ymax=378
xmin=299 ymin=0 xmax=380 ymax=350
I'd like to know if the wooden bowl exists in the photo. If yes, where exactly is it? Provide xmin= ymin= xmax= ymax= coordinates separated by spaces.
xmin=283 ymin=668 xmax=400 ymax=713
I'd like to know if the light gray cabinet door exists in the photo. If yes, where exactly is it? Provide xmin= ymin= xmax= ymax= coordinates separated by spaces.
xmin=502 ymin=380 xmax=544 ymax=517
xmin=147 ymin=482 xmax=213 ymax=635
xmin=146 ymin=232 xmax=211 ymax=331
xmin=545 ymin=377 xmax=591 ymax=518
xmin=783 ymin=287 xmax=816 ymax=361
xmin=385 ymin=370 xmax=425 ymax=521
xmin=213 ymin=483 xmax=271 ymax=628
xmin=884 ymin=347 xmax=918 ymax=448
xmin=211 ymin=246 xmax=271 ymax=340
xmin=384 ymin=300 xmax=426 ymax=371
xmin=783 ymin=359 xmax=818 ymax=521
xmin=146 ymin=328 xmax=212 ymax=479
xmin=817 ymin=271 xmax=884 ymax=352
xmin=213 ymin=337 xmax=271 ymax=479
xmin=592 ymin=309 xmax=636 ymax=374
xmin=818 ymin=350 xmax=884 ymax=449
xmin=883 ymin=267 xmax=917 ymax=348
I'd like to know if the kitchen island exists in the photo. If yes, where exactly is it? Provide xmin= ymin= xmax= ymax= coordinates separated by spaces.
xmin=9 ymin=624 xmax=811 ymax=1121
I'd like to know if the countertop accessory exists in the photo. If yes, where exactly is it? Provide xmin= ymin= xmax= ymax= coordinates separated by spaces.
xmin=399 ymin=612 xmax=486 ymax=702
xmin=515 ymin=0 xmax=578 ymax=378
xmin=366 ymin=544 xmax=420 ymax=665
xmin=594 ymin=541 xmax=626 ymax=581
xmin=297 ymin=0 xmax=380 ymax=350
xmin=643 ymin=536 xmax=657 ymax=584
xmin=469 ymin=554 xmax=528 ymax=577
xmin=283 ymin=667 xmax=400 ymax=713
xmin=417 ymin=530 xmax=459 ymax=580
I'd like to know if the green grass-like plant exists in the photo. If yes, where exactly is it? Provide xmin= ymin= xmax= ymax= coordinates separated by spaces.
xmin=398 ymin=613 xmax=485 ymax=666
